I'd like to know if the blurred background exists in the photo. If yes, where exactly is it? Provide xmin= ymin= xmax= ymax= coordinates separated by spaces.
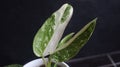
xmin=1 ymin=0 xmax=120 ymax=66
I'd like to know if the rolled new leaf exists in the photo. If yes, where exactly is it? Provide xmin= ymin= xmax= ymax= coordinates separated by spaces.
xmin=51 ymin=18 xmax=97 ymax=62
xmin=33 ymin=3 xmax=73 ymax=57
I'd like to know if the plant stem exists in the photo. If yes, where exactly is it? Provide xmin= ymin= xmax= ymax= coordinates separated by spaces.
xmin=47 ymin=56 xmax=52 ymax=67
xmin=54 ymin=63 xmax=57 ymax=67
xmin=47 ymin=61 xmax=51 ymax=67
xmin=42 ymin=56 xmax=47 ymax=67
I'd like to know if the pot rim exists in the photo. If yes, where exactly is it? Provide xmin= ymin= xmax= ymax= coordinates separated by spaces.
xmin=23 ymin=58 xmax=69 ymax=67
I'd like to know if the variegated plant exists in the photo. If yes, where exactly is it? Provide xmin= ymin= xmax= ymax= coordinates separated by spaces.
xmin=33 ymin=3 xmax=97 ymax=67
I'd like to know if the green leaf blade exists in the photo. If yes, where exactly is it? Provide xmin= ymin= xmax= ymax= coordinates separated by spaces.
xmin=33 ymin=3 xmax=73 ymax=57
xmin=51 ymin=18 xmax=97 ymax=62
xmin=33 ymin=14 xmax=55 ymax=57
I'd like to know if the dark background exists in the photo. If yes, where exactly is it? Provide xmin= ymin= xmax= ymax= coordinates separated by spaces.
xmin=1 ymin=0 xmax=120 ymax=66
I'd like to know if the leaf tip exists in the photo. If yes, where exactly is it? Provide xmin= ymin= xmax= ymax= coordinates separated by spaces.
xmin=92 ymin=17 xmax=98 ymax=23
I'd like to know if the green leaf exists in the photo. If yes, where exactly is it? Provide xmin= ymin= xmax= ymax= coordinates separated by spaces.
xmin=4 ymin=64 xmax=22 ymax=67
xmin=33 ymin=3 xmax=73 ymax=57
xmin=51 ymin=18 xmax=97 ymax=62
xmin=57 ymin=33 xmax=74 ymax=48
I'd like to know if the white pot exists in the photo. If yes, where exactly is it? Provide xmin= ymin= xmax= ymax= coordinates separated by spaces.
xmin=23 ymin=58 xmax=69 ymax=67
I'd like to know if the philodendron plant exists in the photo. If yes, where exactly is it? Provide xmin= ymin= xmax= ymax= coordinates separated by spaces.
xmin=4 ymin=3 xmax=97 ymax=67
xmin=32 ymin=3 xmax=97 ymax=67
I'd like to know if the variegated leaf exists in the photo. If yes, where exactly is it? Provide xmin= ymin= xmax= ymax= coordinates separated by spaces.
xmin=51 ymin=18 xmax=97 ymax=62
xmin=33 ymin=3 xmax=73 ymax=57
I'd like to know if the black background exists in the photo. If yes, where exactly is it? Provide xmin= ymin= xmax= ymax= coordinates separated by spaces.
xmin=1 ymin=0 xmax=120 ymax=66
